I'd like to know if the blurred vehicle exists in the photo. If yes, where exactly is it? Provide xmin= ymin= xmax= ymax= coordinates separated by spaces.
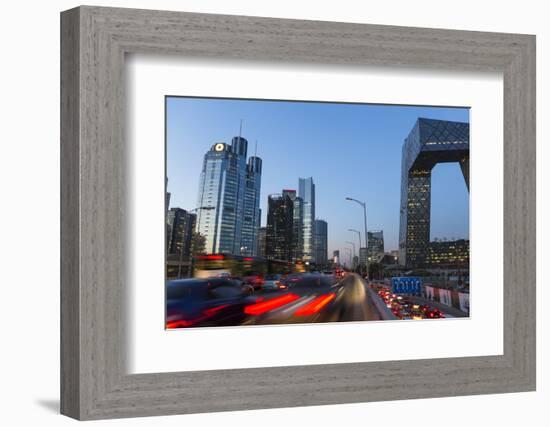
xmin=280 ymin=273 xmax=303 ymax=286
xmin=417 ymin=304 xmax=445 ymax=318
xmin=261 ymin=274 xmax=287 ymax=292
xmin=166 ymin=278 xmax=256 ymax=329
xmin=241 ymin=274 xmax=265 ymax=290
xmin=285 ymin=273 xmax=335 ymax=293
xmin=334 ymin=269 xmax=345 ymax=278
xmin=216 ymin=272 xmax=232 ymax=278
xmin=193 ymin=254 xmax=304 ymax=289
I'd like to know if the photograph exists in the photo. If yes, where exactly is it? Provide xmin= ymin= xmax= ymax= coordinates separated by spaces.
xmin=165 ymin=96 xmax=470 ymax=329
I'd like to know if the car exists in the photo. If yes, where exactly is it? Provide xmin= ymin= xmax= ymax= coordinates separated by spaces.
xmin=261 ymin=274 xmax=287 ymax=292
xmin=166 ymin=278 xmax=256 ymax=328
xmin=240 ymin=274 xmax=265 ymax=290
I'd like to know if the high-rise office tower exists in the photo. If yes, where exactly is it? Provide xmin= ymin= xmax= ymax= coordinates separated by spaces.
xmin=166 ymin=208 xmax=196 ymax=257
xmin=241 ymin=156 xmax=262 ymax=255
xmin=195 ymin=136 xmax=262 ymax=255
xmin=333 ymin=250 xmax=340 ymax=265
xmin=282 ymin=189 xmax=303 ymax=261
xmin=314 ymin=219 xmax=328 ymax=265
xmin=266 ymin=193 xmax=294 ymax=261
xmin=298 ymin=177 xmax=315 ymax=262
xmin=257 ymin=226 xmax=267 ymax=257
xmin=367 ymin=230 xmax=385 ymax=263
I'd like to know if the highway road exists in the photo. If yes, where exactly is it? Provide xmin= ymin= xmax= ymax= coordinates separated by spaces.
xmin=166 ymin=272 xmax=382 ymax=328
xmin=242 ymin=273 xmax=381 ymax=325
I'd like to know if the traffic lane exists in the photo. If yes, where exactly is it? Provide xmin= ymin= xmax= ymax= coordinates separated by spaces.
xmin=166 ymin=273 xmax=381 ymax=328
xmin=323 ymin=273 xmax=381 ymax=322
xmin=242 ymin=273 xmax=381 ymax=325
xmin=241 ymin=274 xmax=341 ymax=325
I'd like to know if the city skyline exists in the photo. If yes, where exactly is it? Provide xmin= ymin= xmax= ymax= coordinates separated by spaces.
xmin=166 ymin=96 xmax=470 ymax=254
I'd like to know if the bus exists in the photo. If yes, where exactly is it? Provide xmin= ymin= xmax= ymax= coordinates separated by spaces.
xmin=193 ymin=254 xmax=305 ymax=288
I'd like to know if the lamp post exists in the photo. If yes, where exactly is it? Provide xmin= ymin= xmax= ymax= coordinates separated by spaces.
xmin=177 ymin=205 xmax=214 ymax=278
xmin=345 ymin=197 xmax=368 ymax=277
xmin=348 ymin=228 xmax=363 ymax=276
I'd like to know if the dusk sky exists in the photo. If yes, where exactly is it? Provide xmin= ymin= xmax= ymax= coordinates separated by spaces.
xmin=166 ymin=96 xmax=469 ymax=255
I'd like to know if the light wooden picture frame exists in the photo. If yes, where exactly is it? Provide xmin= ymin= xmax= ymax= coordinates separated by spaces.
xmin=60 ymin=5 xmax=536 ymax=420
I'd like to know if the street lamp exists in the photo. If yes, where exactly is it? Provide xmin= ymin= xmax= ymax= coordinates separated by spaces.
xmin=345 ymin=197 xmax=368 ymax=276
xmin=348 ymin=228 xmax=363 ymax=275
xmin=177 ymin=205 xmax=214 ymax=278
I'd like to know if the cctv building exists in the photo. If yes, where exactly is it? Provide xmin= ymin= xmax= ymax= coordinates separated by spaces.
xmin=195 ymin=137 xmax=262 ymax=256
xmin=398 ymin=118 xmax=469 ymax=268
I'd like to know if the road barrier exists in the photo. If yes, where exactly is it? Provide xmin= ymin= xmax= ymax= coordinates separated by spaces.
xmin=424 ymin=285 xmax=469 ymax=314
xmin=366 ymin=287 xmax=398 ymax=320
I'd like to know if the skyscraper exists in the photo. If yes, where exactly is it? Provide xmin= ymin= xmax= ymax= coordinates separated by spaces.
xmin=257 ymin=226 xmax=267 ymax=257
xmin=166 ymin=208 xmax=196 ymax=257
xmin=241 ymin=156 xmax=262 ymax=255
xmin=195 ymin=136 xmax=262 ymax=255
xmin=314 ymin=219 xmax=328 ymax=265
xmin=333 ymin=250 xmax=340 ymax=265
xmin=266 ymin=193 xmax=294 ymax=261
xmin=282 ymin=189 xmax=303 ymax=261
xmin=367 ymin=230 xmax=385 ymax=263
xmin=298 ymin=177 xmax=316 ymax=262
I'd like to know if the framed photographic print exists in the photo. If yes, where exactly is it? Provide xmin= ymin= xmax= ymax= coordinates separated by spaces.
xmin=61 ymin=5 xmax=536 ymax=420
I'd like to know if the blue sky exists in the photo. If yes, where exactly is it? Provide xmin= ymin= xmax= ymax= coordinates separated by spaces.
xmin=166 ymin=97 xmax=469 ymax=255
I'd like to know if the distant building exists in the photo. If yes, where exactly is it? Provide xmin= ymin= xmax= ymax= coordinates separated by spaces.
xmin=257 ymin=226 xmax=267 ymax=258
xmin=166 ymin=208 xmax=196 ymax=257
xmin=266 ymin=193 xmax=295 ymax=261
xmin=379 ymin=253 xmax=399 ymax=266
xmin=299 ymin=177 xmax=316 ymax=262
xmin=165 ymin=177 xmax=171 ymax=212
xmin=426 ymin=239 xmax=469 ymax=267
xmin=367 ymin=230 xmax=385 ymax=263
xmin=333 ymin=250 xmax=340 ymax=265
xmin=195 ymin=137 xmax=262 ymax=255
xmin=359 ymin=247 xmax=368 ymax=268
xmin=314 ymin=219 xmax=328 ymax=265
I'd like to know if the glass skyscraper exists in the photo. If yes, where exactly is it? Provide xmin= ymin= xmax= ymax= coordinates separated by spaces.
xmin=298 ymin=177 xmax=315 ymax=262
xmin=314 ymin=219 xmax=328 ymax=265
xmin=282 ymin=189 xmax=304 ymax=261
xmin=195 ymin=136 xmax=262 ymax=255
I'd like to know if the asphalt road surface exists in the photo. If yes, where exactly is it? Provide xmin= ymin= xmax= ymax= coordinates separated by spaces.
xmin=166 ymin=272 xmax=383 ymax=329
xmin=241 ymin=273 xmax=382 ymax=325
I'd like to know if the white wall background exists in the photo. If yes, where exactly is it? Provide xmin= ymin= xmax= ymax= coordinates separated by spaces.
xmin=0 ymin=0 xmax=546 ymax=425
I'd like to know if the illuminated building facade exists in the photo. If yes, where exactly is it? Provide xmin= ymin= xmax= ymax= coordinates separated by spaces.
xmin=266 ymin=193 xmax=294 ymax=261
xmin=426 ymin=239 xmax=469 ymax=267
xmin=166 ymin=208 xmax=196 ymax=257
